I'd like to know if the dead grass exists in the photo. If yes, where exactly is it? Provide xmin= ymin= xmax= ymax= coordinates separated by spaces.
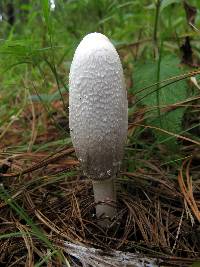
xmin=0 ymin=101 xmax=200 ymax=267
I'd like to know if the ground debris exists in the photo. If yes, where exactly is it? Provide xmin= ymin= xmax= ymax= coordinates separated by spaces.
xmin=63 ymin=241 xmax=160 ymax=267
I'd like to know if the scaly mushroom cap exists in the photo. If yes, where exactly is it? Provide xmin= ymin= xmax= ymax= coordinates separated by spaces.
xmin=69 ymin=33 xmax=128 ymax=180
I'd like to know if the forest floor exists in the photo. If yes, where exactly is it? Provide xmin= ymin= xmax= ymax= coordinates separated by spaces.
xmin=1 ymin=1 xmax=200 ymax=266
xmin=0 ymin=94 xmax=200 ymax=267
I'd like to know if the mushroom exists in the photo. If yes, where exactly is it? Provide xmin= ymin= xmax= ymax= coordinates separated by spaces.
xmin=69 ymin=33 xmax=128 ymax=227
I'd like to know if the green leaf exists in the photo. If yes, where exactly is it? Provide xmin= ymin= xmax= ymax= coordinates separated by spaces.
xmin=41 ymin=0 xmax=50 ymax=24
xmin=160 ymin=0 xmax=181 ymax=12
xmin=41 ymin=0 xmax=52 ymax=35
xmin=30 ymin=87 xmax=67 ymax=103
xmin=133 ymin=56 xmax=188 ymax=146
xmin=191 ymin=262 xmax=200 ymax=267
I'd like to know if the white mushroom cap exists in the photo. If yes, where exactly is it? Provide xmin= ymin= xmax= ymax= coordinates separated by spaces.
xmin=69 ymin=32 xmax=128 ymax=180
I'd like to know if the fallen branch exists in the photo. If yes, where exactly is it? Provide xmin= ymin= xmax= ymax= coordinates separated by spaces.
xmin=63 ymin=241 xmax=160 ymax=267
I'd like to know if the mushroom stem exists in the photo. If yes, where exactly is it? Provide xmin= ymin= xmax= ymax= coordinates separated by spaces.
xmin=92 ymin=177 xmax=117 ymax=227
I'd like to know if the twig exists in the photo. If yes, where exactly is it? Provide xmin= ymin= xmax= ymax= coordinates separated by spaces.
xmin=1 ymin=147 xmax=75 ymax=178
xmin=62 ymin=241 xmax=160 ymax=267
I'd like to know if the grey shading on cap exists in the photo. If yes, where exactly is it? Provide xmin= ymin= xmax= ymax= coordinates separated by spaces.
xmin=69 ymin=33 xmax=128 ymax=180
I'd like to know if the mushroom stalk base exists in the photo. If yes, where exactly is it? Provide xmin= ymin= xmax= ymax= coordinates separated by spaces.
xmin=92 ymin=177 xmax=116 ymax=228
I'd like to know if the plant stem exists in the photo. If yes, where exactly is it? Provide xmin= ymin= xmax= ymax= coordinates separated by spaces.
xmin=92 ymin=177 xmax=116 ymax=228
xmin=153 ymin=0 xmax=161 ymax=59
xmin=156 ymin=40 xmax=163 ymax=127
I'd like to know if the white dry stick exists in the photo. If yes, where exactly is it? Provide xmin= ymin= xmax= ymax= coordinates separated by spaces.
xmin=69 ymin=33 xmax=128 ymax=227
xmin=63 ymin=241 xmax=160 ymax=267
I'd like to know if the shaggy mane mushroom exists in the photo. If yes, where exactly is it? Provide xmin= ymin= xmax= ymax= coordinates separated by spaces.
xmin=69 ymin=32 xmax=128 ymax=227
